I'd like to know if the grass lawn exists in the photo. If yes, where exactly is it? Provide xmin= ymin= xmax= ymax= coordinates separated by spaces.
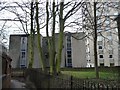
xmin=61 ymin=71 xmax=118 ymax=80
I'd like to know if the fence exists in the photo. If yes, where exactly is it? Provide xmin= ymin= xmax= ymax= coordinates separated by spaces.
xmin=2 ymin=52 xmax=12 ymax=89
xmin=25 ymin=69 xmax=120 ymax=89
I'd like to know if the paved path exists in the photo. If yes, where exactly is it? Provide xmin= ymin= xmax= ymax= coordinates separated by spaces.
xmin=10 ymin=79 xmax=29 ymax=90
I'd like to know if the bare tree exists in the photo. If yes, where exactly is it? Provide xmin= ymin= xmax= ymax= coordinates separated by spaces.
xmin=81 ymin=1 xmax=120 ymax=78
xmin=56 ymin=0 xmax=84 ymax=74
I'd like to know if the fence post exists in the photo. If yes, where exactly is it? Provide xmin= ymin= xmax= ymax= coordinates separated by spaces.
xmin=98 ymin=83 xmax=100 ymax=89
xmin=47 ymin=74 xmax=50 ymax=89
xmin=71 ymin=75 xmax=73 ymax=90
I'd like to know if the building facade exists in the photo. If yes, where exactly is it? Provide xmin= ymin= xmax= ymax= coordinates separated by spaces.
xmin=9 ymin=34 xmax=43 ymax=68
xmin=9 ymin=32 xmax=86 ymax=68
xmin=65 ymin=32 xmax=86 ymax=68
xmin=82 ymin=2 xmax=120 ymax=67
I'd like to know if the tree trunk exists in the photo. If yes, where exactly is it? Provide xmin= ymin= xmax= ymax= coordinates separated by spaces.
xmin=94 ymin=2 xmax=99 ymax=79
xmin=51 ymin=0 xmax=56 ymax=74
xmin=36 ymin=0 xmax=46 ymax=71
xmin=56 ymin=0 xmax=64 ymax=74
xmin=28 ymin=0 xmax=34 ymax=68
xmin=46 ymin=0 xmax=53 ymax=74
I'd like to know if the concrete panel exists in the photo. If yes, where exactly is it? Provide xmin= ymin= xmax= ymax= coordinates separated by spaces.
xmin=9 ymin=35 xmax=21 ymax=68
xmin=72 ymin=37 xmax=86 ymax=67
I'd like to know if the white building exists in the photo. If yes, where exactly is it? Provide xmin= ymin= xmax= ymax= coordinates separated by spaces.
xmin=82 ymin=2 xmax=120 ymax=67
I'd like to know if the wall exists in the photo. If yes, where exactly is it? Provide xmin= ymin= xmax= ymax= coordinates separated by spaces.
xmin=71 ymin=33 xmax=87 ymax=67
xmin=9 ymin=35 xmax=22 ymax=68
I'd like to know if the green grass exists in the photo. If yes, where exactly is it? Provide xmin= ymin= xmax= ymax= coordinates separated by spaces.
xmin=61 ymin=71 xmax=118 ymax=80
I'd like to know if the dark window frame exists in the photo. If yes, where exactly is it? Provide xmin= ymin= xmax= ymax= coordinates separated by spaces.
xmin=99 ymin=55 xmax=103 ymax=58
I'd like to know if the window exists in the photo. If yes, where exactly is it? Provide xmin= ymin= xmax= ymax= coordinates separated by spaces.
xmin=67 ymin=36 xmax=71 ymax=42
xmin=109 ymin=50 xmax=113 ymax=54
xmin=67 ymin=43 xmax=71 ymax=47
xmin=97 ymin=36 xmax=103 ymax=41
xmin=98 ymin=41 xmax=103 ymax=45
xmin=86 ymin=47 xmax=90 ymax=52
xmin=98 ymin=50 xmax=104 ymax=54
xmin=67 ymin=54 xmax=71 ymax=57
xmin=110 ymin=63 xmax=114 ymax=67
xmin=107 ymin=32 xmax=112 ymax=36
xmin=67 ymin=51 xmax=71 ymax=54
xmin=21 ymin=52 xmax=25 ymax=58
xmin=104 ymin=7 xmax=109 ymax=15
xmin=21 ymin=37 xmax=27 ymax=51
xmin=66 ymin=35 xmax=72 ymax=67
xmin=107 ymin=40 xmax=113 ymax=45
xmin=67 ymin=47 xmax=71 ymax=51
xmin=100 ymin=63 xmax=104 ymax=67
xmin=99 ymin=55 xmax=103 ymax=58
xmin=98 ymin=46 xmax=102 ymax=49
xmin=68 ymin=59 xmax=72 ymax=63
xmin=109 ymin=55 xmax=113 ymax=58
xmin=87 ymin=60 xmax=91 ymax=62
xmin=20 ymin=65 xmax=26 ymax=68
xmin=67 ymin=63 xmax=72 ymax=67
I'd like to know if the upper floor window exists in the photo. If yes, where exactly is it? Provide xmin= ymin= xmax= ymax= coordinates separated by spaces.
xmin=109 ymin=50 xmax=113 ymax=54
xmin=67 ymin=36 xmax=71 ymax=42
xmin=21 ymin=52 xmax=25 ymax=58
xmin=109 ymin=55 xmax=113 ymax=58
xmin=98 ymin=46 xmax=103 ymax=49
xmin=67 ymin=43 xmax=71 ymax=47
xmin=22 ymin=37 xmax=25 ymax=44
xmin=67 ymin=51 xmax=71 ymax=55
xmin=97 ymin=36 xmax=103 ymax=41
xmin=98 ymin=41 xmax=103 ymax=45
xmin=99 ymin=55 xmax=103 ymax=58
xmin=21 ymin=37 xmax=27 ymax=51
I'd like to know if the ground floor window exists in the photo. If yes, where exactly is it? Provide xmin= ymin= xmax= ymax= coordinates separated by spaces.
xmin=110 ymin=63 xmax=114 ymax=67
xmin=100 ymin=63 xmax=104 ymax=67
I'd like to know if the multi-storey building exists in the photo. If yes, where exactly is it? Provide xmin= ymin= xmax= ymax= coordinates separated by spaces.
xmin=82 ymin=2 xmax=120 ymax=67
xmin=9 ymin=32 xmax=87 ymax=68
